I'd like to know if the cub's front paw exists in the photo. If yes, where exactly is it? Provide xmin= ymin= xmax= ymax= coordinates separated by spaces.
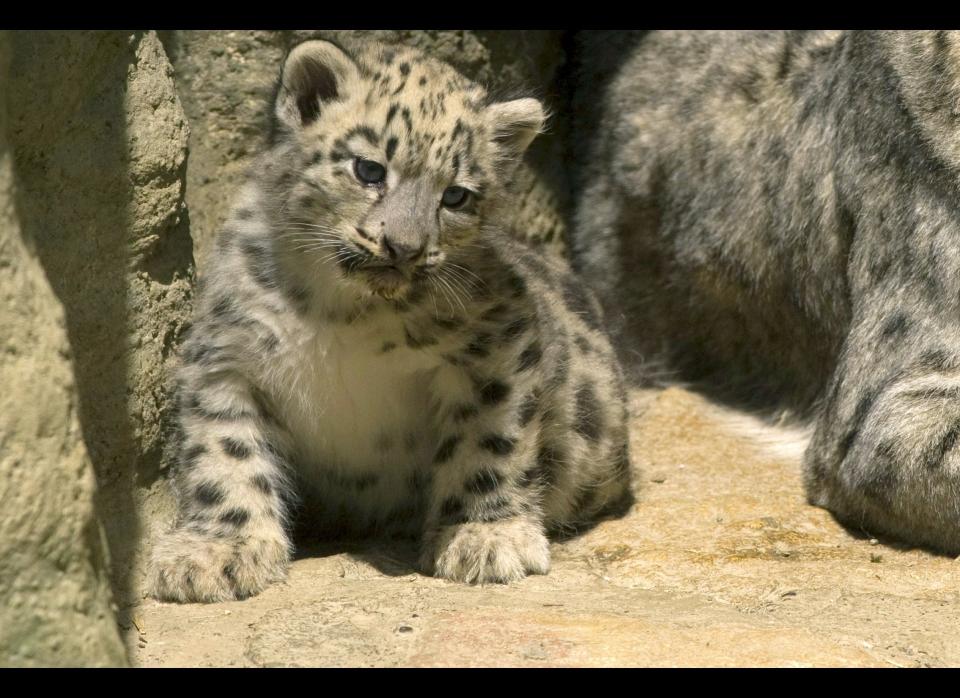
xmin=148 ymin=528 xmax=290 ymax=603
xmin=422 ymin=518 xmax=550 ymax=584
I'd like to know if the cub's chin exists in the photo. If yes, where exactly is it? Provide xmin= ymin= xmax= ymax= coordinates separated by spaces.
xmin=363 ymin=267 xmax=411 ymax=300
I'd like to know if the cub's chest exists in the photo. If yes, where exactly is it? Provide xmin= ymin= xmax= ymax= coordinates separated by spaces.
xmin=263 ymin=312 xmax=446 ymax=468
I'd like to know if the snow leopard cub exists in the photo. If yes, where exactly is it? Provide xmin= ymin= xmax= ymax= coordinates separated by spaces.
xmin=149 ymin=40 xmax=632 ymax=602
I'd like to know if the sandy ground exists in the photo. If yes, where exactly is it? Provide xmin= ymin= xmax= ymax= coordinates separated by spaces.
xmin=126 ymin=387 xmax=960 ymax=667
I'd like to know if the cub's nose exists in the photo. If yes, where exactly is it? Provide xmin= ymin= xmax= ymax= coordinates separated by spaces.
xmin=381 ymin=236 xmax=425 ymax=264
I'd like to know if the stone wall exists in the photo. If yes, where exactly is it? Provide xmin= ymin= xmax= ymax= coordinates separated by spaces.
xmin=0 ymin=30 xmax=571 ymax=665
xmin=0 ymin=32 xmax=127 ymax=667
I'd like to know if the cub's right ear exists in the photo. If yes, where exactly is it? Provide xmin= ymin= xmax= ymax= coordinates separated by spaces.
xmin=274 ymin=40 xmax=359 ymax=132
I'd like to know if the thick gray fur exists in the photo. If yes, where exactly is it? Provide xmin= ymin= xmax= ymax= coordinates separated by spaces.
xmin=572 ymin=30 xmax=960 ymax=553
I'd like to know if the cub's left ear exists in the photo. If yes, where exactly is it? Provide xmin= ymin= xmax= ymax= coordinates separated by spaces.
xmin=485 ymin=97 xmax=546 ymax=159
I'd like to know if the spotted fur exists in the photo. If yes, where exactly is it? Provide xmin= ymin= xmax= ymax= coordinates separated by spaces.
xmin=149 ymin=39 xmax=631 ymax=602
xmin=572 ymin=30 xmax=960 ymax=554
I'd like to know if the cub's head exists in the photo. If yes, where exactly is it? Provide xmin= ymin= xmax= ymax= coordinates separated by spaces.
xmin=268 ymin=39 xmax=544 ymax=299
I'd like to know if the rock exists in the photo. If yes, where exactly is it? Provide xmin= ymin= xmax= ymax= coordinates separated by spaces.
xmin=0 ymin=31 xmax=126 ymax=667
xmin=6 ymin=31 xmax=193 ymax=616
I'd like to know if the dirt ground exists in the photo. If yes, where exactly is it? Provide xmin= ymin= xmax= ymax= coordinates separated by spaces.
xmin=127 ymin=387 xmax=960 ymax=667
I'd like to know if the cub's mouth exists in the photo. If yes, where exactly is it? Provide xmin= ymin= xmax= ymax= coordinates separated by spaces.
xmin=332 ymin=244 xmax=411 ymax=298
xmin=362 ymin=264 xmax=411 ymax=299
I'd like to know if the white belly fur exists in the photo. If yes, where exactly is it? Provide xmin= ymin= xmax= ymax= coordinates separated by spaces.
xmin=257 ymin=309 xmax=442 ymax=515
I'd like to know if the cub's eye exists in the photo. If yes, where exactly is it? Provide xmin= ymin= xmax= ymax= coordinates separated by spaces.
xmin=354 ymin=158 xmax=386 ymax=185
xmin=441 ymin=186 xmax=470 ymax=209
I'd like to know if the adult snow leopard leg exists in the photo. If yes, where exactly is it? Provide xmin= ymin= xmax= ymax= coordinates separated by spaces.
xmin=806 ymin=280 xmax=960 ymax=554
